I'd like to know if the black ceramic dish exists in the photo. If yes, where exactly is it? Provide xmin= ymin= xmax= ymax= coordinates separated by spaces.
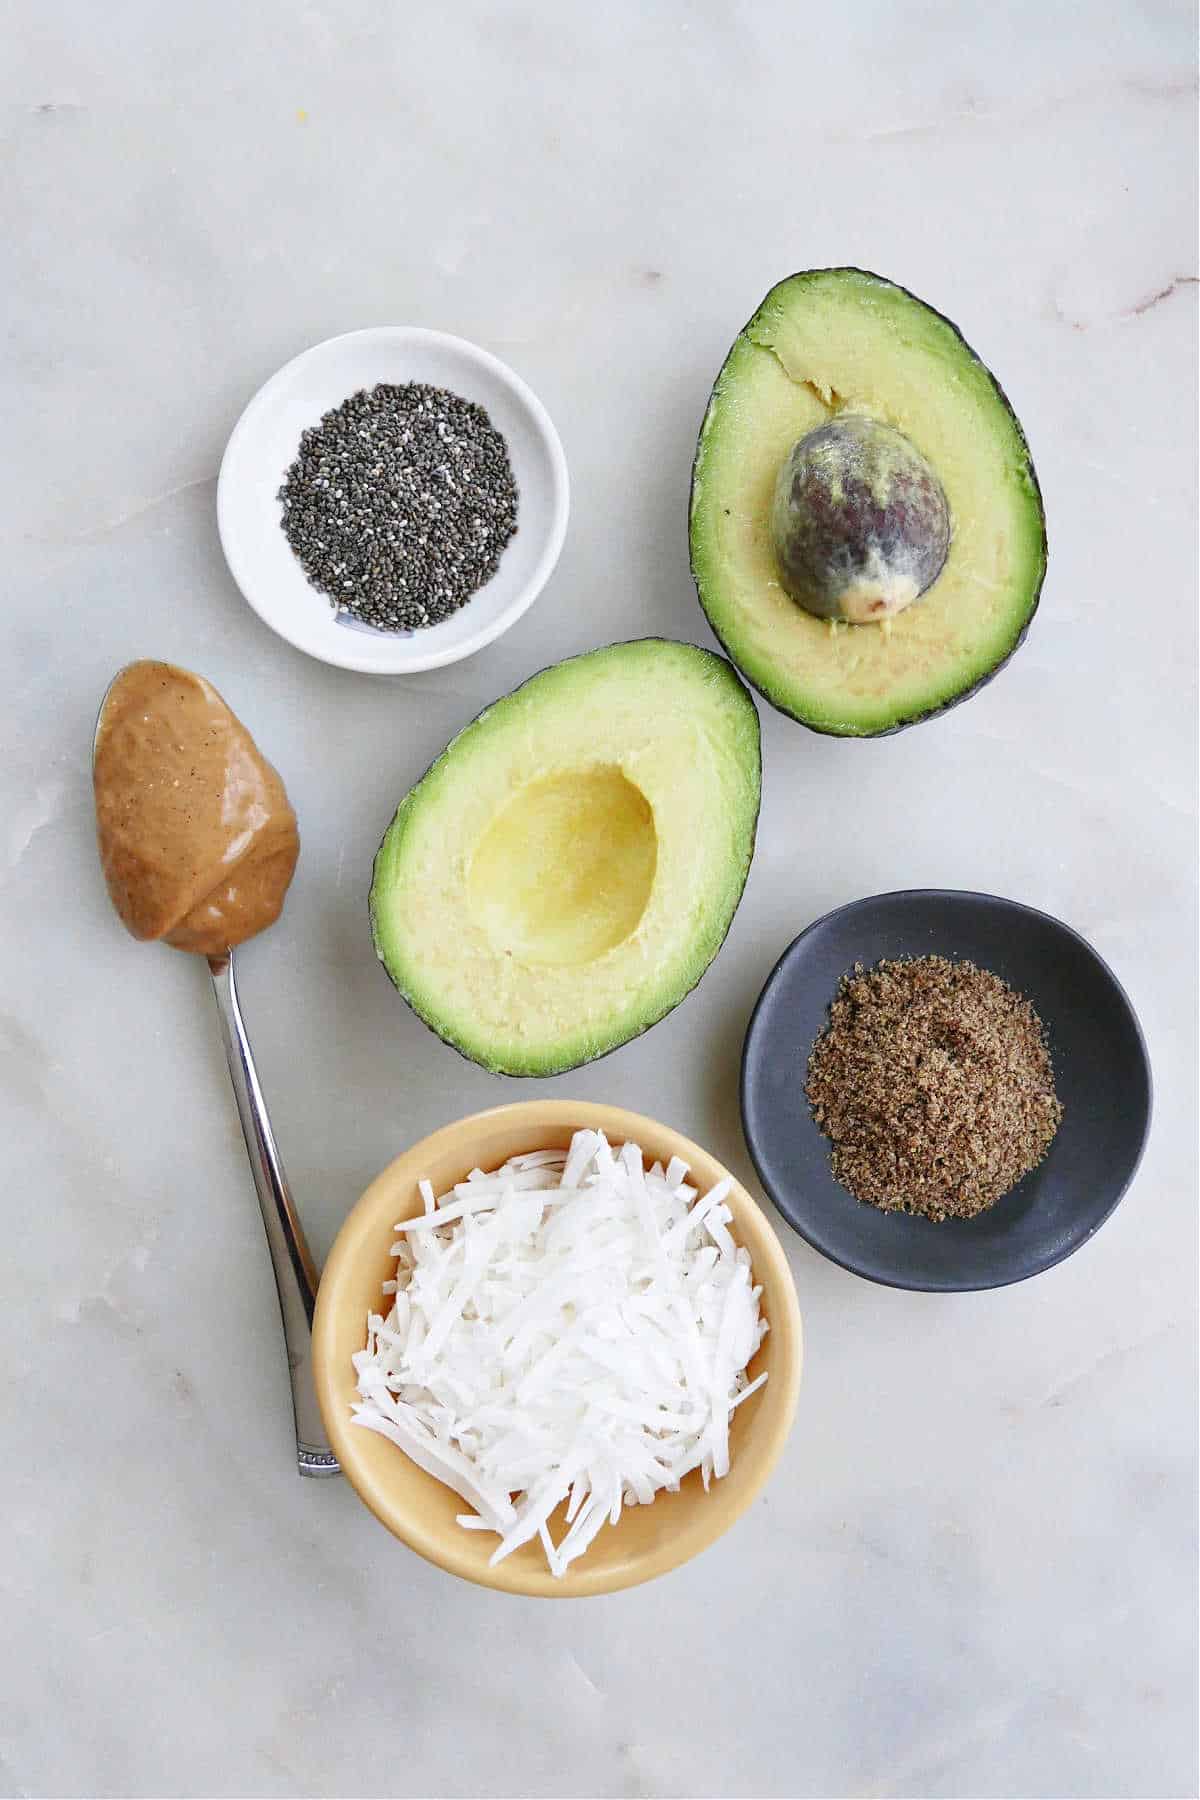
xmin=741 ymin=890 xmax=1152 ymax=1293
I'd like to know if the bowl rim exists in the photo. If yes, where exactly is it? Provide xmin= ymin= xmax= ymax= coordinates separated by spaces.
xmin=312 ymin=1099 xmax=803 ymax=1596
xmin=740 ymin=886 xmax=1154 ymax=1293
xmin=216 ymin=325 xmax=570 ymax=675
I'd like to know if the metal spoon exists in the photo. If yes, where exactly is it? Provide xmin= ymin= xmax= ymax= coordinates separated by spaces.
xmin=207 ymin=951 xmax=338 ymax=1475
xmin=94 ymin=677 xmax=339 ymax=1477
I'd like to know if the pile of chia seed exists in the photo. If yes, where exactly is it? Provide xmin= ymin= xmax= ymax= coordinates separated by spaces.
xmin=277 ymin=382 xmax=519 ymax=632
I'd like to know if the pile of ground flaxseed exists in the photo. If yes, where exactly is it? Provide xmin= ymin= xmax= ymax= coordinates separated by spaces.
xmin=278 ymin=382 xmax=518 ymax=632
xmin=806 ymin=955 xmax=1063 ymax=1222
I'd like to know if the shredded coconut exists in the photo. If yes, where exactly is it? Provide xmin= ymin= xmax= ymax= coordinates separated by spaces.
xmin=351 ymin=1129 xmax=768 ymax=1576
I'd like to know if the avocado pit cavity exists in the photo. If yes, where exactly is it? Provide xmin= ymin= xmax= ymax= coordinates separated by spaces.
xmin=770 ymin=415 xmax=951 ymax=625
xmin=468 ymin=765 xmax=657 ymax=967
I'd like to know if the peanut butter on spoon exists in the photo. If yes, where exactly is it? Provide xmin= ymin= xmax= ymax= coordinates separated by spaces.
xmin=91 ymin=660 xmax=335 ymax=1475
xmin=93 ymin=660 xmax=299 ymax=956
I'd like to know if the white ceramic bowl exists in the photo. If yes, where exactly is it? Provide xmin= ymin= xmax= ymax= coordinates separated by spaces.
xmin=217 ymin=327 xmax=569 ymax=674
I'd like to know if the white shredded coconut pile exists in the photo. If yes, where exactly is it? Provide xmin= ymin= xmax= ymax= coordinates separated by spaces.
xmin=351 ymin=1129 xmax=769 ymax=1577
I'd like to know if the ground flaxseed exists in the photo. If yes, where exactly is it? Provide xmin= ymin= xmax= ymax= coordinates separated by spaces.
xmin=278 ymin=382 xmax=518 ymax=632
xmin=805 ymin=955 xmax=1063 ymax=1223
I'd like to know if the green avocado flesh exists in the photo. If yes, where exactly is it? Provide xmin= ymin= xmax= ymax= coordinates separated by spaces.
xmin=689 ymin=269 xmax=1047 ymax=735
xmin=370 ymin=640 xmax=761 ymax=1076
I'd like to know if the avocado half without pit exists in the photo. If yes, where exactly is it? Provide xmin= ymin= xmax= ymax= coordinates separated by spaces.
xmin=370 ymin=640 xmax=761 ymax=1076
xmin=689 ymin=268 xmax=1047 ymax=735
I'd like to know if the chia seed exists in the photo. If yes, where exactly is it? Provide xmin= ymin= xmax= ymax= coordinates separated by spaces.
xmin=277 ymin=382 xmax=519 ymax=631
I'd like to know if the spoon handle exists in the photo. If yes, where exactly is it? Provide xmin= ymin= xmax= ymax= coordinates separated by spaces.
xmin=208 ymin=952 xmax=340 ymax=1478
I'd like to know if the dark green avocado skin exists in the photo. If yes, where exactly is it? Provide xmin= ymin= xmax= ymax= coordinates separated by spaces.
xmin=369 ymin=638 xmax=763 ymax=1077
xmin=688 ymin=267 xmax=1049 ymax=737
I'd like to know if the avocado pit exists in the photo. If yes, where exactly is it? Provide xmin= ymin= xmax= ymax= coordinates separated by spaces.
xmin=770 ymin=415 xmax=951 ymax=624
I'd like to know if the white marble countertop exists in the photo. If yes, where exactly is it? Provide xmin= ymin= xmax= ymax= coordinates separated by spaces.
xmin=3 ymin=4 xmax=1196 ymax=1796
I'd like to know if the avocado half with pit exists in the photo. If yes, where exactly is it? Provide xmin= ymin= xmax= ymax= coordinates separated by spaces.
xmin=689 ymin=268 xmax=1047 ymax=736
xmin=370 ymin=639 xmax=761 ymax=1075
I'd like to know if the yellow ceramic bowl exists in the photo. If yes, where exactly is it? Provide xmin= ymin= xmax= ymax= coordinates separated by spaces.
xmin=312 ymin=1100 xmax=803 ymax=1596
